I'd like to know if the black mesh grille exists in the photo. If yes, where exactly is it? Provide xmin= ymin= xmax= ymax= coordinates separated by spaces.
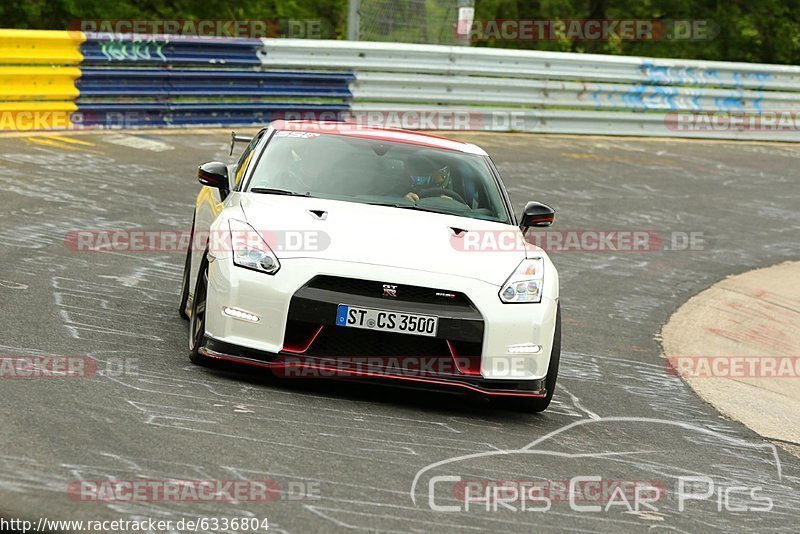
xmin=305 ymin=275 xmax=473 ymax=307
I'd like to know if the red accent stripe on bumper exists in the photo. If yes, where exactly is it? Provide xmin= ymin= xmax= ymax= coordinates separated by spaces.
xmin=198 ymin=347 xmax=546 ymax=398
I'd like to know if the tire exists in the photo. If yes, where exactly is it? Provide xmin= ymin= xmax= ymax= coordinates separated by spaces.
xmin=497 ymin=303 xmax=561 ymax=413
xmin=188 ymin=253 xmax=211 ymax=365
xmin=178 ymin=227 xmax=193 ymax=320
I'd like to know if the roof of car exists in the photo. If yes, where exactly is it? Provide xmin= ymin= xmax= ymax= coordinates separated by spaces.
xmin=268 ymin=120 xmax=488 ymax=156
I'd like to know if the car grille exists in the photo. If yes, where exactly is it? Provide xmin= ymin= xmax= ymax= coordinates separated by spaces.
xmin=283 ymin=321 xmax=482 ymax=376
xmin=284 ymin=275 xmax=485 ymax=376
xmin=305 ymin=275 xmax=474 ymax=308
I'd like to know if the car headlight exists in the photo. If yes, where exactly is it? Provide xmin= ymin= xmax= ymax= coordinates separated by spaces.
xmin=229 ymin=219 xmax=280 ymax=275
xmin=499 ymin=258 xmax=544 ymax=303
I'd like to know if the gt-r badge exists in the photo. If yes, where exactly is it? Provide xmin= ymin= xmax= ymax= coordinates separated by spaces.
xmin=382 ymin=284 xmax=397 ymax=298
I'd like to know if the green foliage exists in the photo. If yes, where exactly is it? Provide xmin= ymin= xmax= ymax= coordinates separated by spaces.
xmin=1 ymin=0 xmax=797 ymax=64
xmin=473 ymin=0 xmax=800 ymax=64
xmin=0 ymin=0 xmax=347 ymax=38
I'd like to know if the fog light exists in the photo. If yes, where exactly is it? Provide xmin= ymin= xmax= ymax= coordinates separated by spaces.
xmin=507 ymin=344 xmax=541 ymax=354
xmin=222 ymin=306 xmax=260 ymax=323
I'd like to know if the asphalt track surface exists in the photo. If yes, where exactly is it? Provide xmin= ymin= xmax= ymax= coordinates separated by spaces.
xmin=0 ymin=130 xmax=798 ymax=533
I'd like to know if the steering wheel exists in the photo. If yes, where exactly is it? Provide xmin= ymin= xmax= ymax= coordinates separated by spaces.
xmin=418 ymin=187 xmax=468 ymax=205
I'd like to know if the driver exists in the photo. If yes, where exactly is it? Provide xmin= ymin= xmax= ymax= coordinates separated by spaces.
xmin=276 ymin=148 xmax=325 ymax=192
xmin=404 ymin=164 xmax=452 ymax=202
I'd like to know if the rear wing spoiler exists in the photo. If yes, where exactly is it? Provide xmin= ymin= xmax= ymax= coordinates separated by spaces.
xmin=229 ymin=131 xmax=252 ymax=156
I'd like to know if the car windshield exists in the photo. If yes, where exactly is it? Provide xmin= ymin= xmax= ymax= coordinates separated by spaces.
xmin=246 ymin=130 xmax=510 ymax=223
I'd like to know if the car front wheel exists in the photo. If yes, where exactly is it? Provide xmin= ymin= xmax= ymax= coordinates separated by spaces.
xmin=188 ymin=253 xmax=211 ymax=365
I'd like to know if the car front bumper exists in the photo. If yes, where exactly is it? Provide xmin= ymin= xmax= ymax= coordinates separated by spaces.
xmin=202 ymin=255 xmax=558 ymax=385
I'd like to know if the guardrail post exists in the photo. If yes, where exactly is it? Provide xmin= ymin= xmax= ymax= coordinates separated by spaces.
xmin=456 ymin=0 xmax=475 ymax=46
xmin=347 ymin=0 xmax=360 ymax=41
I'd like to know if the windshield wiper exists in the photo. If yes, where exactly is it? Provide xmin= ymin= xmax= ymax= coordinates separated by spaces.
xmin=366 ymin=202 xmax=449 ymax=214
xmin=249 ymin=188 xmax=311 ymax=197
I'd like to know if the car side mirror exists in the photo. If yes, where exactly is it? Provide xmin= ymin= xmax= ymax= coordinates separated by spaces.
xmin=197 ymin=161 xmax=229 ymax=189
xmin=520 ymin=201 xmax=555 ymax=232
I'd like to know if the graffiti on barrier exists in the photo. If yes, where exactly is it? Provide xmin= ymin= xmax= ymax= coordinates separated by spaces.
xmin=99 ymin=39 xmax=168 ymax=62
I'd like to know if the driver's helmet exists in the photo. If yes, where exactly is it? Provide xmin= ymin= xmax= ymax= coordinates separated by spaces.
xmin=412 ymin=165 xmax=451 ymax=189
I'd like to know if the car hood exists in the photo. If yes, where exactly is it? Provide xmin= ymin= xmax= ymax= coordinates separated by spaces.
xmin=239 ymin=194 xmax=527 ymax=286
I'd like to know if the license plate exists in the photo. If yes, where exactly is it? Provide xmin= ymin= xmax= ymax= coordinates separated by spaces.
xmin=336 ymin=305 xmax=438 ymax=337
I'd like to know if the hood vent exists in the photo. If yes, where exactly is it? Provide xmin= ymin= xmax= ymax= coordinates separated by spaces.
xmin=449 ymin=227 xmax=468 ymax=237
xmin=308 ymin=209 xmax=327 ymax=220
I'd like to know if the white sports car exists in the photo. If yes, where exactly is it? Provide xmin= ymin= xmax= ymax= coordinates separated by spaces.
xmin=180 ymin=121 xmax=560 ymax=411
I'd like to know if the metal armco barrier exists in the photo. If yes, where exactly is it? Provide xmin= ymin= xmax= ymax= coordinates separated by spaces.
xmin=75 ymin=34 xmax=352 ymax=127
xmin=260 ymin=39 xmax=800 ymax=91
xmin=2 ymin=29 xmax=800 ymax=141
xmin=0 ymin=30 xmax=84 ymax=130
xmin=0 ymin=31 xmax=350 ymax=129
xmin=350 ymin=71 xmax=800 ymax=113
xmin=77 ymin=68 xmax=354 ymax=98
xmin=80 ymin=33 xmax=262 ymax=65
xmin=260 ymin=39 xmax=800 ymax=141
xmin=0 ymin=29 xmax=85 ymax=64
xmin=0 ymin=66 xmax=81 ymax=100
